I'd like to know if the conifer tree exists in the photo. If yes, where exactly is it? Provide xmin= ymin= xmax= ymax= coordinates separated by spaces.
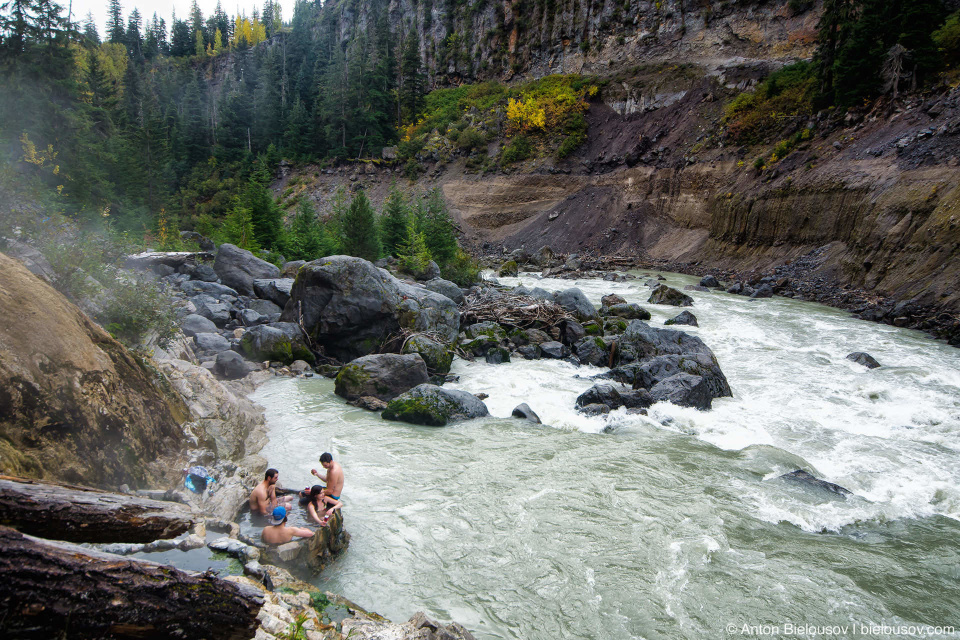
xmin=106 ymin=0 xmax=125 ymax=44
xmin=380 ymin=182 xmax=409 ymax=257
xmin=422 ymin=188 xmax=457 ymax=267
xmin=339 ymin=189 xmax=381 ymax=261
xmin=245 ymin=179 xmax=282 ymax=250
xmin=82 ymin=12 xmax=100 ymax=45
xmin=397 ymin=211 xmax=431 ymax=275
xmin=399 ymin=33 xmax=425 ymax=124
xmin=223 ymin=196 xmax=259 ymax=251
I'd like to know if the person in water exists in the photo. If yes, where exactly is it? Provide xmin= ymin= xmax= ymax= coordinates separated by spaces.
xmin=261 ymin=506 xmax=314 ymax=545
xmin=311 ymin=452 xmax=344 ymax=505
xmin=249 ymin=468 xmax=295 ymax=516
xmin=304 ymin=485 xmax=342 ymax=526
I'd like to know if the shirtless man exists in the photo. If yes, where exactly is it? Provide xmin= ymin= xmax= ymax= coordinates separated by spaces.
xmin=310 ymin=453 xmax=344 ymax=515
xmin=249 ymin=468 xmax=294 ymax=516
xmin=261 ymin=506 xmax=314 ymax=545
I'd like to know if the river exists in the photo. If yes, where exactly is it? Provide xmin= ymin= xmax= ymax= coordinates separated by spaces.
xmin=250 ymin=271 xmax=960 ymax=640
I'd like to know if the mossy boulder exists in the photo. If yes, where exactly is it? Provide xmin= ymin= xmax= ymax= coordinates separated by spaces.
xmin=239 ymin=323 xmax=314 ymax=365
xmin=402 ymin=335 xmax=455 ymax=375
xmin=498 ymin=260 xmax=519 ymax=277
xmin=647 ymin=284 xmax=694 ymax=307
xmin=382 ymin=384 xmax=490 ymax=427
xmin=601 ymin=303 xmax=651 ymax=320
xmin=335 ymin=353 xmax=429 ymax=402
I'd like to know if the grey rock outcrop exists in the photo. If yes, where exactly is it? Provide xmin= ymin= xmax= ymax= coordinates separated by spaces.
xmin=253 ymin=278 xmax=294 ymax=308
xmin=182 ymin=314 xmax=218 ymax=337
xmin=213 ymin=244 xmax=280 ymax=297
xmin=281 ymin=256 xmax=459 ymax=361
xmin=402 ymin=334 xmax=455 ymax=374
xmin=423 ymin=277 xmax=465 ymax=305
xmin=239 ymin=323 xmax=313 ymax=364
xmin=382 ymin=384 xmax=490 ymax=426
xmin=648 ymin=284 xmax=694 ymax=307
xmin=552 ymin=288 xmax=599 ymax=322
xmin=334 ymin=353 xmax=430 ymax=402
xmin=665 ymin=311 xmax=699 ymax=327
xmin=601 ymin=302 xmax=651 ymax=320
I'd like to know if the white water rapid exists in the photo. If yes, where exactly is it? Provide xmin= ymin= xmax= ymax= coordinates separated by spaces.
xmin=250 ymin=271 xmax=960 ymax=640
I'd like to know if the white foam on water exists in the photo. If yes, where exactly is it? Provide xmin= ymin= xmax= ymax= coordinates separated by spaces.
xmin=493 ymin=270 xmax=960 ymax=530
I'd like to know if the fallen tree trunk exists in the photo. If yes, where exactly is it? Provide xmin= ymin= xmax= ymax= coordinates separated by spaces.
xmin=0 ymin=526 xmax=263 ymax=640
xmin=0 ymin=475 xmax=195 ymax=543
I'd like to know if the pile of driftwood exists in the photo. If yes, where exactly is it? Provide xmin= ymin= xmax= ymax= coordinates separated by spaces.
xmin=460 ymin=289 xmax=573 ymax=330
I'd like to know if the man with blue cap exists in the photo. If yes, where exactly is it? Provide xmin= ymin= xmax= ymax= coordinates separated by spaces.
xmin=261 ymin=506 xmax=315 ymax=545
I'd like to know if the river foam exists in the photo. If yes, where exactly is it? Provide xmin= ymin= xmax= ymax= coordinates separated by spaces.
xmin=251 ymin=270 xmax=960 ymax=639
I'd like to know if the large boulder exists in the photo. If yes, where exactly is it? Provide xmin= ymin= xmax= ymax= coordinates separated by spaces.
xmin=699 ymin=275 xmax=720 ymax=288
xmin=281 ymin=257 xmax=459 ymax=362
xmin=382 ymin=384 xmax=490 ymax=427
xmin=649 ymin=373 xmax=716 ymax=410
xmin=574 ymin=337 xmax=610 ymax=367
xmin=604 ymin=321 xmax=732 ymax=409
xmin=253 ymin=279 xmax=294 ymax=308
xmin=239 ymin=323 xmax=314 ymax=364
xmin=647 ymin=285 xmax=693 ymax=307
xmin=423 ymin=278 xmax=465 ymax=305
xmin=181 ymin=281 xmax=238 ymax=297
xmin=181 ymin=314 xmax=218 ymax=337
xmin=601 ymin=302 xmax=651 ymax=320
xmin=552 ymin=288 xmax=599 ymax=323
xmin=214 ymin=350 xmax=252 ymax=380
xmin=193 ymin=332 xmax=231 ymax=353
xmin=575 ymin=384 xmax=652 ymax=411
xmin=335 ymin=354 xmax=430 ymax=402
xmin=664 ymin=311 xmax=698 ymax=327
xmin=402 ymin=335 xmax=454 ymax=374
xmin=213 ymin=244 xmax=280 ymax=297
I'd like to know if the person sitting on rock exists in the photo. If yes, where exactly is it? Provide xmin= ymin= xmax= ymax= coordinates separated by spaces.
xmin=304 ymin=485 xmax=342 ymax=526
xmin=249 ymin=468 xmax=294 ymax=516
xmin=261 ymin=506 xmax=314 ymax=545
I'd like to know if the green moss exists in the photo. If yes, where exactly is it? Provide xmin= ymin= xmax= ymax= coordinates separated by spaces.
xmin=498 ymin=260 xmax=519 ymax=276
xmin=583 ymin=322 xmax=601 ymax=335
xmin=382 ymin=394 xmax=453 ymax=426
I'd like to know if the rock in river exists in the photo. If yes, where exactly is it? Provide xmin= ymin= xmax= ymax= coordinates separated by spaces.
xmin=846 ymin=352 xmax=881 ymax=369
xmin=647 ymin=284 xmax=693 ymax=307
xmin=664 ymin=310 xmax=698 ymax=327
xmin=281 ymin=256 xmax=459 ymax=361
xmin=239 ymin=323 xmax=314 ymax=365
xmin=382 ymin=384 xmax=490 ymax=427
xmin=335 ymin=353 xmax=430 ymax=402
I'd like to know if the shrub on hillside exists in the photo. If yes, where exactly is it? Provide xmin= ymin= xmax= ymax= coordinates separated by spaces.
xmin=723 ymin=62 xmax=815 ymax=146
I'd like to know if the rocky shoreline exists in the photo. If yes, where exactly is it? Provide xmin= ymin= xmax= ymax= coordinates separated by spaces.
xmin=483 ymin=246 xmax=960 ymax=348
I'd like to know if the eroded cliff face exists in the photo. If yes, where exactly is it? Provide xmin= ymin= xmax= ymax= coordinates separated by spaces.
xmin=0 ymin=253 xmax=189 ymax=488
xmin=324 ymin=0 xmax=819 ymax=87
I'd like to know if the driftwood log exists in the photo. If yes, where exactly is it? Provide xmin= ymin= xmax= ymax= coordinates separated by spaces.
xmin=0 ymin=475 xmax=195 ymax=543
xmin=0 ymin=526 xmax=263 ymax=639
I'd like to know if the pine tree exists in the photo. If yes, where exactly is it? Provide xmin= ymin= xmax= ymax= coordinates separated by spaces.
xmin=339 ymin=189 xmax=381 ymax=261
xmin=223 ymin=196 xmax=259 ymax=251
xmin=126 ymin=9 xmax=143 ymax=59
xmin=380 ymin=182 xmax=409 ymax=257
xmin=82 ymin=12 xmax=100 ymax=45
xmin=170 ymin=17 xmax=191 ymax=56
xmin=422 ymin=188 xmax=457 ymax=267
xmin=106 ymin=0 xmax=125 ymax=44
xmin=245 ymin=179 xmax=282 ymax=250
xmin=397 ymin=211 xmax=431 ymax=276
xmin=399 ymin=33 xmax=425 ymax=124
